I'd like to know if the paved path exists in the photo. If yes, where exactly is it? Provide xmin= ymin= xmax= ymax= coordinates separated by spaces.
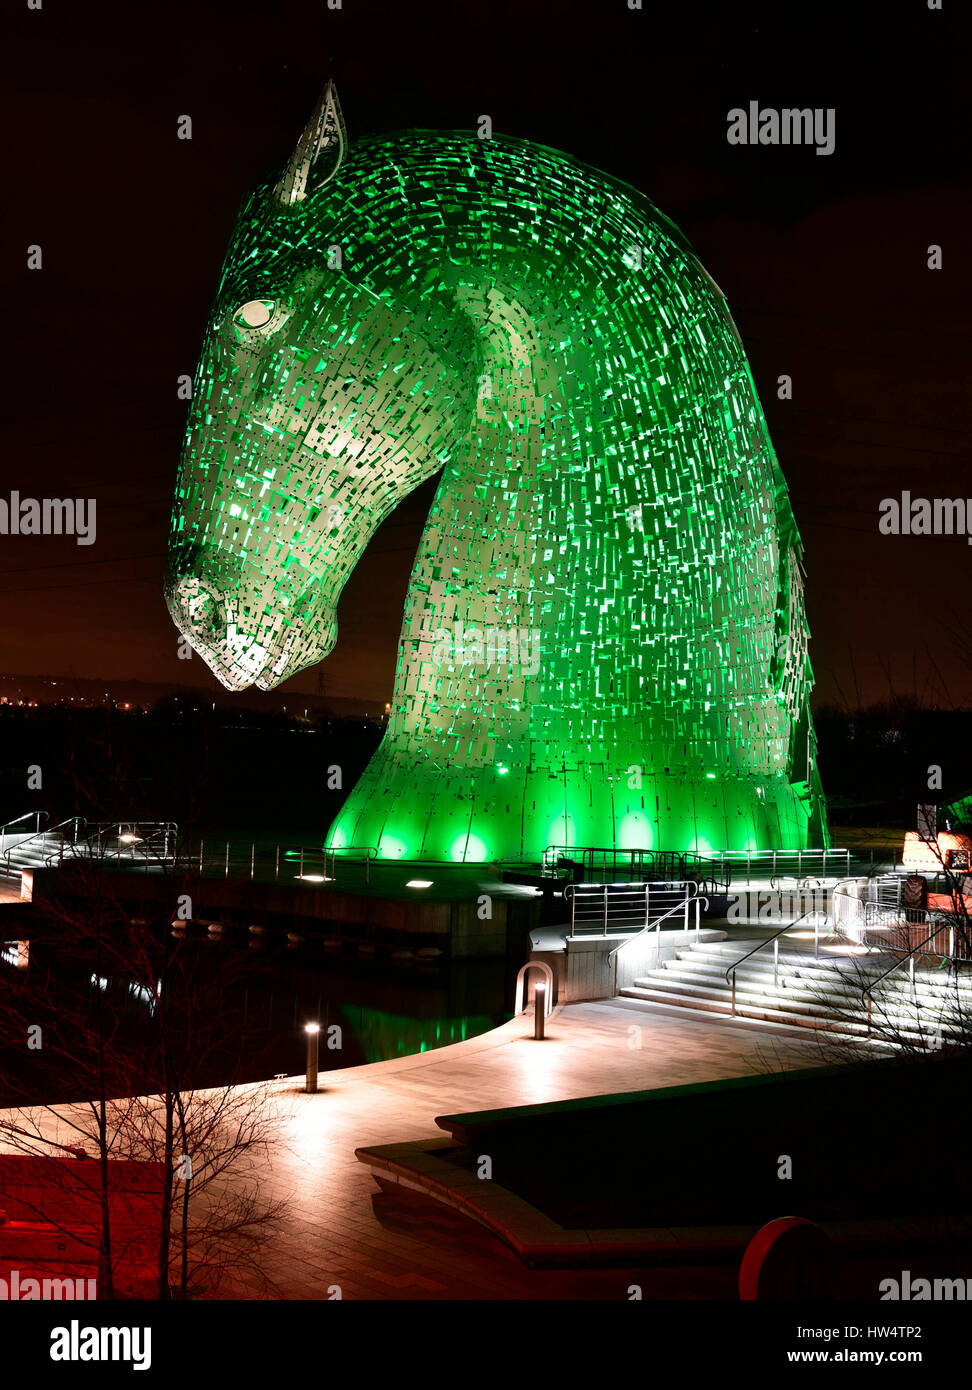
xmin=223 ymin=1000 xmax=832 ymax=1299
xmin=1 ymin=1000 xmax=840 ymax=1299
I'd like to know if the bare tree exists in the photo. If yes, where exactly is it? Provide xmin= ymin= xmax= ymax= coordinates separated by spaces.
xmin=1 ymin=817 xmax=291 ymax=1299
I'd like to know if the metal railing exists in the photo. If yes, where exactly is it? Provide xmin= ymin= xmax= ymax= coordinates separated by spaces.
xmin=2 ymin=818 xmax=180 ymax=875
xmin=60 ymin=836 xmax=328 ymax=883
xmin=0 ymin=810 xmax=48 ymax=855
xmin=39 ymin=821 xmax=178 ymax=870
xmin=607 ymin=894 xmax=708 ymax=991
xmin=324 ymin=845 xmax=379 ymax=885
xmin=175 ymin=841 xmax=376 ymax=884
xmin=179 ymin=841 xmax=328 ymax=882
xmin=541 ymin=843 xmax=846 ymax=887
xmin=834 ymin=875 xmax=972 ymax=960
xmin=3 ymin=824 xmax=370 ymax=886
xmin=85 ymin=821 xmax=177 ymax=863
xmin=1 ymin=815 xmax=85 ymax=874
xmin=581 ymin=847 xmax=655 ymax=881
xmin=859 ymin=900 xmax=930 ymax=954
xmin=544 ymin=845 xmax=713 ymax=882
xmin=725 ymin=910 xmax=826 ymax=1015
xmin=541 ymin=846 xmax=732 ymax=898
xmin=564 ymin=879 xmax=700 ymax=938
xmin=707 ymin=848 xmax=850 ymax=885
xmin=861 ymin=923 xmax=967 ymax=1039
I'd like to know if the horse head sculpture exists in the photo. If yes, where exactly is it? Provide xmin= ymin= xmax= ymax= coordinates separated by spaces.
xmin=166 ymin=83 xmax=828 ymax=861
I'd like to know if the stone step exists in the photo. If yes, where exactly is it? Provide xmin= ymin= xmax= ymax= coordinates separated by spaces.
xmin=689 ymin=936 xmax=963 ymax=965
xmin=669 ymin=955 xmax=866 ymax=986
xmin=620 ymin=984 xmax=870 ymax=1035
xmin=631 ymin=971 xmax=966 ymax=1030
xmin=676 ymin=948 xmax=867 ymax=977
xmin=661 ymin=955 xmax=968 ymax=1003
xmin=634 ymin=974 xmax=851 ymax=1016
xmin=681 ymin=943 xmax=867 ymax=968
xmin=619 ymin=984 xmax=962 ymax=1043
xmin=675 ymin=946 xmax=971 ymax=996
xmin=654 ymin=968 xmax=879 ymax=1010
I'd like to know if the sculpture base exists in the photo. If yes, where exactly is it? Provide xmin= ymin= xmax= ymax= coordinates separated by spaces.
xmin=326 ymin=743 xmax=821 ymax=863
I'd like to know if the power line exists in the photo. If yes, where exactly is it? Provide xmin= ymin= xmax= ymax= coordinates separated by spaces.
xmin=746 ymin=331 xmax=957 ymax=369
xmin=773 ymin=424 xmax=967 ymax=460
xmin=785 ymin=402 xmax=970 ymax=438
xmin=0 ymin=551 xmax=166 ymax=579
xmin=0 ymin=575 xmax=156 ymax=596
xmin=734 ymin=302 xmax=968 ymax=333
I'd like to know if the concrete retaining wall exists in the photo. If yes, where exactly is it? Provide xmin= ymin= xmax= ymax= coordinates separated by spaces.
xmin=528 ymin=927 xmax=728 ymax=1003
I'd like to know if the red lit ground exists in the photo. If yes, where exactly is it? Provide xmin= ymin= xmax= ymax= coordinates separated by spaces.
xmin=3 ymin=1000 xmax=858 ymax=1299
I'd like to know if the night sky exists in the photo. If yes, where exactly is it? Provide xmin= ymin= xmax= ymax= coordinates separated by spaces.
xmin=2 ymin=0 xmax=969 ymax=708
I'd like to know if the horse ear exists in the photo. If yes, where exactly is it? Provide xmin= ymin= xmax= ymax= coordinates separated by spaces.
xmin=275 ymin=81 xmax=347 ymax=205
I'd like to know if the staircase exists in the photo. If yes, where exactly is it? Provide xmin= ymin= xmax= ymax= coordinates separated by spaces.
xmin=620 ymin=938 xmax=972 ymax=1044
xmin=1 ymin=820 xmax=178 ymax=882
xmin=0 ymin=831 xmax=70 ymax=880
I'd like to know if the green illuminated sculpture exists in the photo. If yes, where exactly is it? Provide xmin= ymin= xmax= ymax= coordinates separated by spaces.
xmin=166 ymin=84 xmax=828 ymax=862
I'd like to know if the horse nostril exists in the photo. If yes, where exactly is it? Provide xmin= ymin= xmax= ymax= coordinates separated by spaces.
xmin=191 ymin=593 xmax=219 ymax=638
xmin=176 ymin=579 xmax=225 ymax=644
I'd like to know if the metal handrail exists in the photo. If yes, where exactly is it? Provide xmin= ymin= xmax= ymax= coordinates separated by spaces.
xmin=168 ymin=839 xmax=349 ymax=883
xmin=541 ymin=844 xmax=851 ymax=889
xmin=1 ymin=815 xmax=85 ymax=871
xmin=724 ymin=909 xmax=823 ymax=1015
xmin=546 ymin=844 xmax=723 ymax=875
xmin=564 ymin=877 xmax=701 ymax=901
xmin=324 ymin=845 xmax=379 ymax=885
xmin=861 ymin=922 xmax=960 ymax=1037
xmin=85 ymin=820 xmax=177 ymax=833
xmin=607 ymin=892 xmax=708 ymax=963
xmin=770 ymin=873 xmax=821 ymax=891
xmin=191 ymin=840 xmax=328 ymax=881
xmin=581 ymin=846 xmax=655 ymax=878
xmin=708 ymin=848 xmax=850 ymax=886
xmin=0 ymin=810 xmax=48 ymax=852
xmin=49 ymin=821 xmax=179 ymax=869
xmin=832 ymin=873 xmax=969 ymax=955
xmin=565 ymin=878 xmax=701 ymax=938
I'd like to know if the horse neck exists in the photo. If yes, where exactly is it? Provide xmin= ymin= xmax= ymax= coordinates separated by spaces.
xmin=408 ymin=273 xmax=595 ymax=649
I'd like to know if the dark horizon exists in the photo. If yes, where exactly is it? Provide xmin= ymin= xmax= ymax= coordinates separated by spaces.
xmin=2 ymin=0 xmax=970 ymax=709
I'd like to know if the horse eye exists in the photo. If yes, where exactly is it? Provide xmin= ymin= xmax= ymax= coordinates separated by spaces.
xmin=234 ymin=299 xmax=275 ymax=329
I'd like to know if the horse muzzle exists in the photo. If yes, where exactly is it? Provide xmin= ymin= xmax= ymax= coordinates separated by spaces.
xmin=165 ymin=575 xmax=336 ymax=692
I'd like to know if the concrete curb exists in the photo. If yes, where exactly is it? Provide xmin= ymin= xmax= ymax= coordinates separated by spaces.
xmin=356 ymin=1137 xmax=754 ymax=1267
xmin=357 ymin=1138 xmax=972 ymax=1269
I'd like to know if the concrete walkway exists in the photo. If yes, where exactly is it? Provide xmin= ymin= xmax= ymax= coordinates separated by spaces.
xmin=1 ymin=1000 xmax=838 ymax=1299
xmin=221 ymin=999 xmax=831 ymax=1298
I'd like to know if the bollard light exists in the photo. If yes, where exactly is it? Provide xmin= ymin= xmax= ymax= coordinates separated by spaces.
xmin=534 ymin=983 xmax=546 ymax=1041
xmin=304 ymin=1022 xmax=321 ymax=1093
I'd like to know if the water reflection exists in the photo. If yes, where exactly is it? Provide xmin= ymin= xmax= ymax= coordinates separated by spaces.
xmin=1 ymin=931 xmax=512 ymax=1105
xmin=341 ymin=1004 xmax=493 ymax=1065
